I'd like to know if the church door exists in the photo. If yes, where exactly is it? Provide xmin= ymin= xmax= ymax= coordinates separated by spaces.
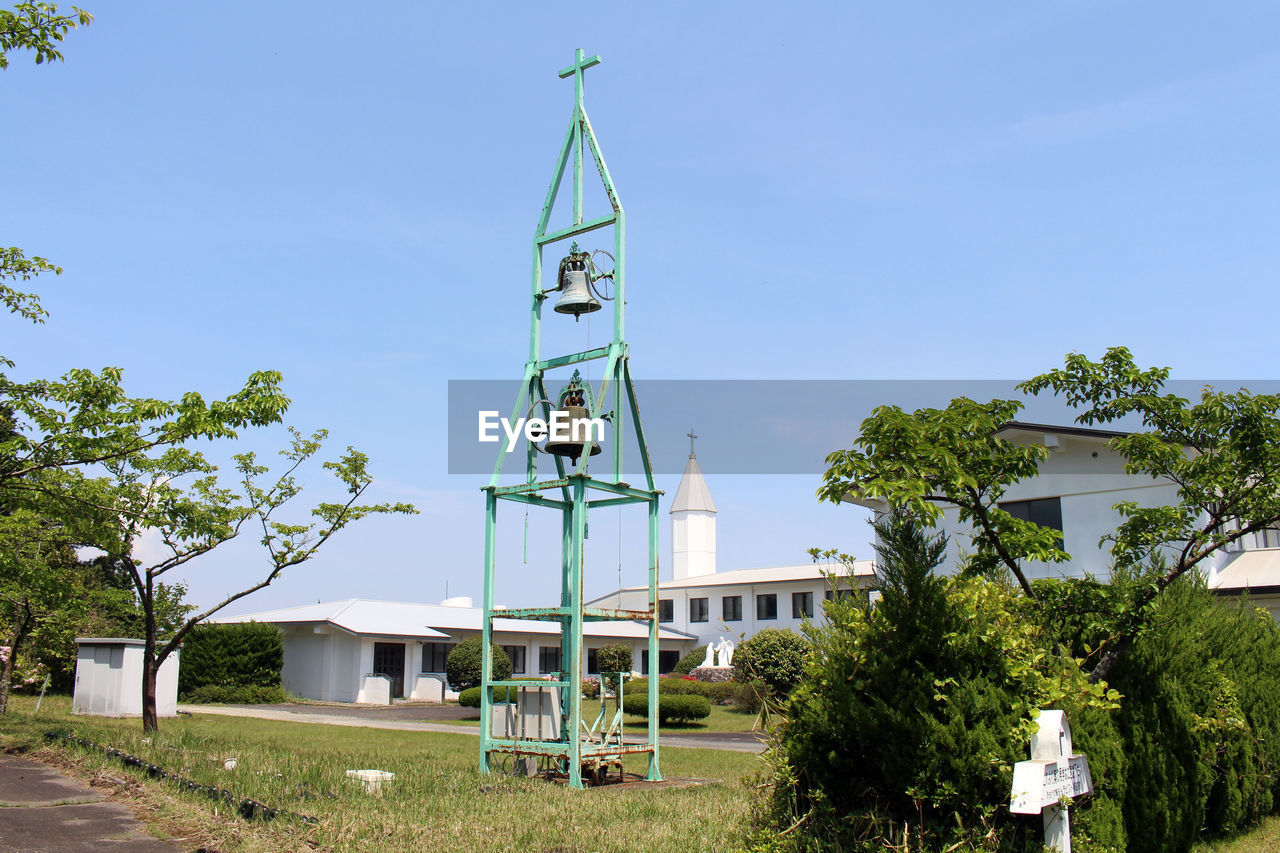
xmin=372 ymin=642 xmax=406 ymax=699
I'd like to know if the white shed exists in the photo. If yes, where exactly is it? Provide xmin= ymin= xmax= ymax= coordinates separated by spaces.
xmin=72 ymin=638 xmax=180 ymax=718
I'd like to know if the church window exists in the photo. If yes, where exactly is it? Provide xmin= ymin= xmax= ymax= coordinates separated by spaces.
xmin=421 ymin=642 xmax=455 ymax=673
xmin=792 ymin=591 xmax=814 ymax=619
xmin=539 ymin=646 xmax=561 ymax=674
xmin=641 ymin=650 xmax=681 ymax=675
xmin=502 ymin=645 xmax=526 ymax=673
xmin=657 ymin=599 xmax=673 ymax=623
xmin=586 ymin=648 xmax=599 ymax=673
xmin=690 ymin=597 xmax=709 ymax=622
xmin=999 ymin=497 xmax=1063 ymax=533
xmin=757 ymin=593 xmax=778 ymax=620
xmin=722 ymin=595 xmax=742 ymax=621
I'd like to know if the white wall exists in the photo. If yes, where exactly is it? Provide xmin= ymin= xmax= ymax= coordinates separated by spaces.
xmin=613 ymin=578 xmax=848 ymax=647
xmin=932 ymin=432 xmax=1182 ymax=581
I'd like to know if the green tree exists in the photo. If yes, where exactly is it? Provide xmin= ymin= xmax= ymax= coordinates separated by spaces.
xmin=88 ymin=430 xmax=414 ymax=731
xmin=0 ymin=2 xmax=91 ymax=69
xmin=819 ymin=346 xmax=1280 ymax=682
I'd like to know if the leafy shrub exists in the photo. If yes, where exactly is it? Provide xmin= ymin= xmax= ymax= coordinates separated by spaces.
xmin=672 ymin=645 xmax=707 ymax=675
xmin=178 ymin=622 xmax=282 ymax=699
xmin=581 ymin=678 xmax=600 ymax=699
xmin=184 ymin=684 xmax=286 ymax=704
xmin=731 ymin=628 xmax=808 ymax=697
xmin=446 ymin=638 xmax=511 ymax=691
xmin=757 ymin=512 xmax=1118 ymax=852
xmin=622 ymin=692 xmax=711 ymax=724
xmin=1104 ymin=578 xmax=1280 ymax=852
xmin=731 ymin=680 xmax=764 ymax=714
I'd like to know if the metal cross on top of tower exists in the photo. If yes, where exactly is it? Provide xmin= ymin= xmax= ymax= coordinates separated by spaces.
xmin=558 ymin=48 xmax=601 ymax=105
xmin=687 ymin=428 xmax=699 ymax=457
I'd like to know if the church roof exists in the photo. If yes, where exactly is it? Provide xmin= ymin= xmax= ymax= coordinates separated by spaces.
xmin=670 ymin=453 xmax=716 ymax=514
xmin=586 ymin=560 xmax=876 ymax=601
xmin=215 ymin=598 xmax=697 ymax=641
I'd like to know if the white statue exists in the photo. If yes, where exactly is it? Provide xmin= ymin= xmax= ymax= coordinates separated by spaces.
xmin=700 ymin=643 xmax=716 ymax=669
xmin=718 ymin=637 xmax=735 ymax=667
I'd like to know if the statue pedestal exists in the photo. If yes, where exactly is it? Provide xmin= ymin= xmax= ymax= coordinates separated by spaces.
xmin=688 ymin=666 xmax=734 ymax=683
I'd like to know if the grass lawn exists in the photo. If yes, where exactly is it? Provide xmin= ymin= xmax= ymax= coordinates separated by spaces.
xmin=0 ymin=694 xmax=760 ymax=853
xmin=1192 ymin=817 xmax=1280 ymax=853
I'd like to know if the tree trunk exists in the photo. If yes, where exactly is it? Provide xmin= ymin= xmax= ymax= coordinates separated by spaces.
xmin=141 ymin=572 xmax=158 ymax=732
xmin=1087 ymin=634 xmax=1133 ymax=685
xmin=0 ymin=598 xmax=35 ymax=714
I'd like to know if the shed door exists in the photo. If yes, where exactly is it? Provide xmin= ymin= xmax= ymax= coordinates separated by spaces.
xmin=372 ymin=642 xmax=406 ymax=699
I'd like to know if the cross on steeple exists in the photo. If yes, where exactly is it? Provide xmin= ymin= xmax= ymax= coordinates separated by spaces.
xmin=558 ymin=48 xmax=602 ymax=109
xmin=687 ymin=428 xmax=698 ymax=457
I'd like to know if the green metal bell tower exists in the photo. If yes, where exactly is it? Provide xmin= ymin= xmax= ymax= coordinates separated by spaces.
xmin=477 ymin=49 xmax=662 ymax=788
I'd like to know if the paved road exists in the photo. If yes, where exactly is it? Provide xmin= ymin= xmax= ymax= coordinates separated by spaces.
xmin=0 ymin=753 xmax=180 ymax=853
xmin=179 ymin=703 xmax=767 ymax=753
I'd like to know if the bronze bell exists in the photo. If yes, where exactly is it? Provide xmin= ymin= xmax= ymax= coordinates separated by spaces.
xmin=544 ymin=404 xmax=602 ymax=460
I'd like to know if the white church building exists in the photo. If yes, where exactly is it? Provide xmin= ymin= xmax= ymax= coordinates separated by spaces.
xmin=219 ymin=442 xmax=870 ymax=703
xmin=588 ymin=446 xmax=874 ymax=647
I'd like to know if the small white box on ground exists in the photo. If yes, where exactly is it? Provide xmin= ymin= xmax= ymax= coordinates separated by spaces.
xmin=346 ymin=769 xmax=395 ymax=793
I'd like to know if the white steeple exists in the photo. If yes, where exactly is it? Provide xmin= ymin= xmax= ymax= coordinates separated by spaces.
xmin=670 ymin=430 xmax=716 ymax=579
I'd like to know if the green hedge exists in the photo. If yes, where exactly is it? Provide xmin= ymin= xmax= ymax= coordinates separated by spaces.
xmin=183 ymin=684 xmax=286 ymax=704
xmin=456 ymin=681 xmax=546 ymax=708
xmin=177 ymin=622 xmax=282 ymax=700
xmin=622 ymin=692 xmax=711 ymax=724
xmin=623 ymin=676 xmax=739 ymax=706
xmin=1105 ymin=579 xmax=1280 ymax=852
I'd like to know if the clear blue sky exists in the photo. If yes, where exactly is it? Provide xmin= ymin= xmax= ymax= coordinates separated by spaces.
xmin=6 ymin=2 xmax=1278 ymax=615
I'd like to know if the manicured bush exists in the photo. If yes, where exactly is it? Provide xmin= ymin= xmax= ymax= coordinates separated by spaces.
xmin=731 ymin=628 xmax=808 ymax=697
xmin=581 ymin=678 xmax=600 ymax=699
xmin=672 ymin=645 xmax=707 ymax=675
xmin=595 ymin=643 xmax=633 ymax=675
xmin=623 ymin=676 xmax=703 ymax=697
xmin=184 ymin=684 xmax=286 ymax=704
xmin=445 ymin=638 xmax=511 ymax=692
xmin=622 ymin=692 xmax=711 ymax=725
xmin=177 ymin=622 xmax=282 ymax=700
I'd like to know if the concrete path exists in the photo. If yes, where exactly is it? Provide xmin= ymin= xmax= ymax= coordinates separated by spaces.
xmin=178 ymin=704 xmax=767 ymax=753
xmin=0 ymin=753 xmax=179 ymax=852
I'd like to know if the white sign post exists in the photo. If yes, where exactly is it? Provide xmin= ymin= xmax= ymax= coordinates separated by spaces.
xmin=1010 ymin=710 xmax=1093 ymax=853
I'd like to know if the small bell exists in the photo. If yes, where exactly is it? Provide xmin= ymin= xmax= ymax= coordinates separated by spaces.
xmin=553 ymin=255 xmax=601 ymax=320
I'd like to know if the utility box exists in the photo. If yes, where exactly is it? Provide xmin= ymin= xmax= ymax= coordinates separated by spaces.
xmin=72 ymin=638 xmax=180 ymax=718
xmin=491 ymin=685 xmax=561 ymax=740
